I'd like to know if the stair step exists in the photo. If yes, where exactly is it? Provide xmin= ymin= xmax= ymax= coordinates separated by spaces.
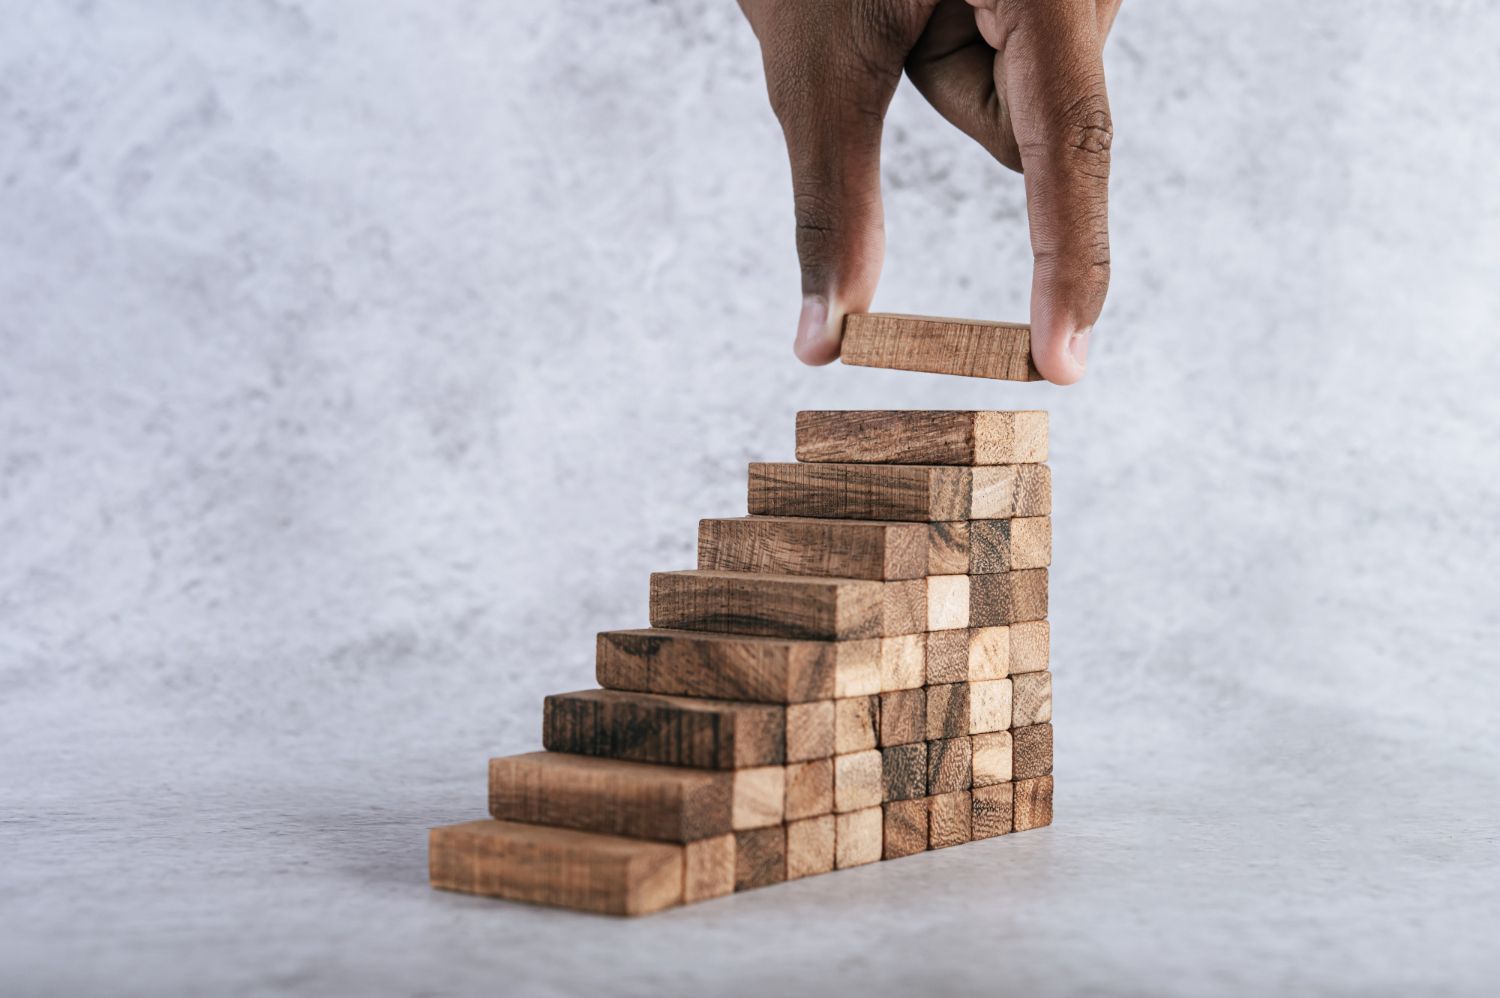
xmin=649 ymin=570 xmax=927 ymax=640
xmin=697 ymin=515 xmax=929 ymax=580
xmin=749 ymin=462 xmax=1050 ymax=522
xmin=796 ymin=410 xmax=1048 ymax=466
xmin=543 ymin=689 xmax=785 ymax=769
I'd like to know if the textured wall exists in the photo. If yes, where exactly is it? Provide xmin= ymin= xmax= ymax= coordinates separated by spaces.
xmin=3 ymin=2 xmax=1500 ymax=990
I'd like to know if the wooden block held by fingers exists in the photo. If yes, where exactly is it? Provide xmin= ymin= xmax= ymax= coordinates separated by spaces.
xmin=684 ymin=834 xmax=736 ymax=902
xmin=969 ymin=679 xmax=1014 ymax=735
xmin=840 ymin=313 xmax=1042 ymax=382
xmin=786 ymin=700 xmax=835 ymax=762
xmin=835 ymin=695 xmax=880 ymax=754
xmin=1014 ymin=775 xmax=1054 ymax=831
xmin=1012 ymin=671 xmax=1053 ymax=728
xmin=786 ymin=815 xmax=836 ymax=880
xmin=597 ymin=628 xmax=877 ymax=703
xmin=969 ymin=517 xmax=1053 ymax=574
xmin=835 ymin=806 xmax=883 ymax=868
xmin=543 ymin=689 xmax=784 ymax=770
xmin=878 ymin=689 xmax=926 ymax=747
xmin=1012 ymin=723 xmax=1053 ymax=779
xmin=969 ymin=570 xmax=1049 ymax=627
xmin=881 ymin=742 xmax=928 ymax=802
xmin=834 ymin=749 xmax=884 ymax=812
xmin=927 ymin=521 xmax=970 ymax=575
xmin=732 ymin=766 xmax=786 ymax=830
xmin=1009 ymin=620 xmax=1050 ymax=674
xmin=698 ymin=516 xmax=928 ymax=581
xmin=883 ymin=798 xmax=929 ymax=859
xmin=734 ymin=826 xmax=787 ymax=890
xmin=972 ymin=783 xmax=1014 ymax=840
xmin=488 ymin=752 xmax=732 ymax=842
xmin=430 ymin=820 xmax=683 ymax=916
xmin=929 ymin=790 xmax=973 ymax=849
xmin=972 ymin=730 xmax=1014 ymax=787
xmin=927 ymin=575 xmax=970 ymax=631
xmin=785 ymin=758 xmax=834 ymax=820
xmin=650 ymin=571 xmax=888 ymax=640
xmin=879 ymin=634 xmax=926 ymax=691
xmin=925 ymin=683 xmax=970 ymax=741
xmin=926 ymin=736 xmax=973 ymax=795
xmin=796 ymin=410 xmax=1049 ymax=465
xmin=925 ymin=628 xmax=970 ymax=685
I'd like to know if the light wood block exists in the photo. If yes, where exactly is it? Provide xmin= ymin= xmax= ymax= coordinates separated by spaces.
xmin=972 ymin=731 xmax=1014 ymax=787
xmin=597 ymin=628 xmax=879 ymax=703
xmin=698 ymin=516 xmax=928 ymax=580
xmin=883 ymin=799 xmax=929 ymax=859
xmin=750 ymin=463 xmax=1048 ymax=522
xmin=650 ymin=571 xmax=891 ymax=640
xmin=786 ymin=815 xmax=836 ymax=880
xmin=785 ymin=758 xmax=834 ymax=820
xmin=972 ymin=783 xmax=1014 ymax=840
xmin=834 ymin=749 xmax=883 ymax=812
xmin=1012 ymin=723 xmax=1053 ymax=779
xmin=835 ymin=806 xmax=883 ymax=868
xmin=970 ymin=516 xmax=1053 ymax=573
xmin=684 ymin=834 xmax=736 ymax=902
xmin=927 ymin=521 xmax=970 ymax=575
xmin=881 ymin=742 xmax=927 ymax=802
xmin=927 ymin=575 xmax=970 ymax=631
xmin=835 ymin=695 xmax=880 ymax=754
xmin=967 ymin=626 xmax=1010 ymax=681
xmin=879 ymin=633 xmax=926 ymax=692
xmin=840 ymin=313 xmax=1041 ymax=382
xmin=925 ymin=628 xmax=969 ymax=685
xmin=430 ymin=820 xmax=682 ymax=916
xmin=796 ymin=410 xmax=1048 ymax=465
xmin=926 ymin=736 xmax=972 ymax=794
xmin=1009 ymin=620 xmax=1050 ymax=674
xmin=878 ymin=689 xmax=925 ymax=747
xmin=1012 ymin=671 xmax=1053 ymax=727
xmin=488 ymin=752 xmax=731 ymax=843
xmin=732 ymin=766 xmax=786 ymax=830
xmin=786 ymin=700 xmax=835 ymax=762
xmin=926 ymin=683 xmax=970 ymax=740
xmin=929 ymin=790 xmax=974 ymax=848
xmin=543 ymin=689 xmax=784 ymax=770
xmin=970 ymin=569 xmax=1049 ymax=626
xmin=970 ymin=679 xmax=1013 ymax=735
xmin=1014 ymin=775 xmax=1054 ymax=831
xmin=734 ymin=826 xmax=786 ymax=890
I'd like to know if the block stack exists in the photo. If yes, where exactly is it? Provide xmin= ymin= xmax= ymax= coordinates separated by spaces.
xmin=430 ymin=409 xmax=1054 ymax=916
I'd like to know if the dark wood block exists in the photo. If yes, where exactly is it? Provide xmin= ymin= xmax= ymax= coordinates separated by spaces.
xmin=839 ymin=313 xmax=1041 ymax=382
xmin=925 ymin=683 xmax=970 ymax=740
xmin=749 ymin=463 xmax=970 ymax=521
xmin=883 ymin=799 xmax=929 ymax=859
xmin=878 ymin=689 xmax=926 ymax=747
xmin=734 ymin=826 xmax=787 ymax=890
xmin=969 ymin=516 xmax=1052 ymax=573
xmin=881 ymin=742 xmax=928 ymax=802
xmin=796 ymin=410 xmax=1048 ymax=464
xmin=970 ymin=569 xmax=1048 ymax=626
xmin=972 ymin=783 xmax=1014 ymax=839
xmin=543 ymin=689 xmax=784 ymax=770
xmin=926 ymin=736 xmax=972 ymax=795
xmin=650 ymin=570 xmax=890 ymax=640
xmin=925 ymin=628 xmax=970 ymax=685
xmin=927 ymin=521 xmax=970 ymax=575
xmin=698 ymin=516 xmax=928 ymax=580
xmin=929 ymin=790 xmax=973 ymax=849
xmin=1012 ymin=722 xmax=1053 ymax=779
xmin=1014 ymin=775 xmax=1054 ymax=831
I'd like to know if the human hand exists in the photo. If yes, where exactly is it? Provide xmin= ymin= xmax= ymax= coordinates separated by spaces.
xmin=738 ymin=0 xmax=1119 ymax=384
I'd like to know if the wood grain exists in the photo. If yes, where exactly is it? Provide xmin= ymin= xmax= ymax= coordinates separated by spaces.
xmin=597 ymin=628 xmax=877 ymax=704
xmin=731 ymin=766 xmax=786 ymax=830
xmin=749 ymin=463 xmax=971 ymax=522
xmin=795 ymin=410 xmax=1048 ymax=464
xmin=1009 ymin=620 xmax=1050 ymax=674
xmin=785 ymin=758 xmax=833 ymax=820
xmin=650 ymin=570 xmax=888 ymax=640
xmin=698 ymin=516 xmax=928 ymax=580
xmin=972 ymin=730 xmax=1014 ymax=787
xmin=488 ymin=752 xmax=731 ymax=842
xmin=835 ymin=806 xmax=883 ymax=868
xmin=834 ymin=749 xmax=883 ymax=812
xmin=1012 ymin=671 xmax=1053 ymax=727
xmin=927 ymin=521 xmax=970 ymax=575
xmin=967 ymin=625 xmax=1010 ymax=681
xmin=972 ymin=783 xmax=1014 ymax=840
xmin=543 ymin=689 xmax=784 ymax=770
xmin=786 ymin=700 xmax=835 ymax=762
xmin=924 ymin=628 xmax=970 ymax=685
xmin=684 ymin=834 xmax=736 ymax=902
xmin=881 ymin=742 xmax=928 ymax=802
xmin=878 ymin=633 xmax=926 ymax=692
xmin=929 ymin=790 xmax=973 ymax=849
xmin=1012 ymin=723 xmax=1053 ymax=779
xmin=883 ymin=798 xmax=929 ymax=859
xmin=786 ymin=815 xmax=836 ymax=880
xmin=878 ymin=689 xmax=926 ymax=747
xmin=969 ymin=679 xmax=1014 ymax=735
xmin=734 ymin=826 xmax=786 ymax=890
xmin=969 ymin=516 xmax=1052 ymax=573
xmin=925 ymin=683 xmax=970 ymax=740
xmin=926 ymin=736 xmax=972 ymax=795
xmin=1013 ymin=775 xmax=1054 ymax=831
xmin=840 ymin=313 xmax=1041 ymax=382
xmin=970 ymin=464 xmax=1052 ymax=518
xmin=927 ymin=575 xmax=970 ymax=631
xmin=835 ymin=695 xmax=880 ymax=754
xmin=969 ymin=569 xmax=1049 ymax=626
xmin=429 ymin=820 xmax=682 ymax=916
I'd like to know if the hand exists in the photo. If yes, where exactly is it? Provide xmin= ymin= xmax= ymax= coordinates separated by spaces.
xmin=738 ymin=0 xmax=1119 ymax=384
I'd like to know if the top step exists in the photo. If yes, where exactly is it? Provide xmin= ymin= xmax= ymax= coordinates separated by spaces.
xmin=840 ymin=314 xmax=1041 ymax=381
xmin=797 ymin=411 xmax=1047 ymax=466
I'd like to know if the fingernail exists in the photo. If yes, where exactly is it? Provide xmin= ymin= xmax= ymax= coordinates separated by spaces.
xmin=794 ymin=295 xmax=837 ymax=364
xmin=1068 ymin=325 xmax=1092 ymax=371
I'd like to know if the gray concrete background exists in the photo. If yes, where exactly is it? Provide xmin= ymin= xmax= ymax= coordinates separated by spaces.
xmin=3 ymin=2 xmax=1499 ymax=995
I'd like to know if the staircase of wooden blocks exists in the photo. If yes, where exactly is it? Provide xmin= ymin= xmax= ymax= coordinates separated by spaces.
xmin=430 ymin=410 xmax=1054 ymax=916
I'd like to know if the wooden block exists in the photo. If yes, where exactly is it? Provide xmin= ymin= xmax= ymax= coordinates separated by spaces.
xmin=684 ymin=833 xmax=736 ymax=902
xmin=969 ymin=569 xmax=1048 ymax=626
xmin=835 ymin=695 xmax=880 ymax=754
xmin=882 ymin=579 xmax=928 ymax=635
xmin=732 ymin=766 xmax=786 ymax=830
xmin=1009 ymin=620 xmax=1050 ymax=674
xmin=650 ymin=570 xmax=888 ymax=640
xmin=883 ymin=798 xmax=929 ymax=859
xmin=970 ymin=464 xmax=1053 ymax=519
xmin=929 ymin=790 xmax=973 ymax=848
xmin=834 ymin=749 xmax=883 ymax=812
xmin=927 ymin=575 xmax=970 ymax=631
xmin=597 ymin=628 xmax=878 ymax=703
xmin=786 ymin=815 xmax=836 ymax=880
xmin=969 ymin=679 xmax=1013 ymax=735
xmin=488 ymin=752 xmax=731 ymax=843
xmin=734 ymin=826 xmax=787 ymax=890
xmin=972 ymin=783 xmax=1014 ymax=840
xmin=749 ymin=462 xmax=969 ymax=522
xmin=1014 ymin=775 xmax=1054 ymax=831
xmin=926 ymin=736 xmax=972 ymax=794
xmin=785 ymin=758 xmax=834 ymax=820
xmin=840 ymin=313 xmax=1041 ymax=382
xmin=1012 ymin=723 xmax=1053 ymax=779
xmin=969 ymin=516 xmax=1052 ymax=573
xmin=967 ymin=626 xmax=1010 ymax=681
xmin=698 ymin=516 xmax=928 ymax=580
xmin=972 ymin=730 xmax=1014 ymax=787
xmin=786 ymin=700 xmax=835 ymax=762
xmin=796 ymin=409 xmax=1049 ymax=465
xmin=878 ymin=689 xmax=925 ymax=747
xmin=927 ymin=521 xmax=970 ymax=575
xmin=925 ymin=683 xmax=970 ymax=740
xmin=430 ymin=820 xmax=682 ymax=916
xmin=835 ymin=806 xmax=883 ymax=868
xmin=925 ymin=628 xmax=970 ymax=685
xmin=881 ymin=742 xmax=928 ymax=802
xmin=1012 ymin=671 xmax=1053 ymax=727
xmin=543 ymin=689 xmax=784 ymax=770
xmin=879 ymin=633 xmax=926 ymax=692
